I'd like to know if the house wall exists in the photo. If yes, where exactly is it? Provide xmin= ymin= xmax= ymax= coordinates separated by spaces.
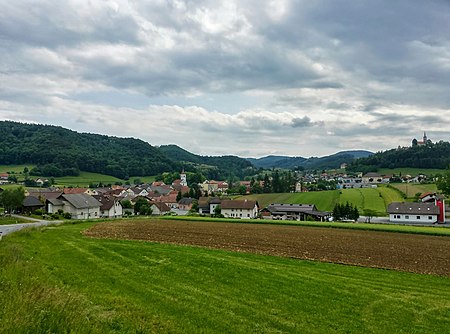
xmin=64 ymin=204 xmax=100 ymax=220
xmin=389 ymin=213 xmax=437 ymax=224
xmin=101 ymin=202 xmax=123 ymax=218
xmin=222 ymin=205 xmax=258 ymax=219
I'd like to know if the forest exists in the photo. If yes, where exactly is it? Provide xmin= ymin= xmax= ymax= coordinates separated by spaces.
xmin=0 ymin=121 xmax=254 ymax=179
xmin=348 ymin=141 xmax=450 ymax=173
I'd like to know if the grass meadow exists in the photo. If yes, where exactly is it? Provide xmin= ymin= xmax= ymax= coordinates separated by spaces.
xmin=1 ymin=221 xmax=450 ymax=333
xmin=389 ymin=183 xmax=438 ymax=198
xmin=377 ymin=167 xmax=444 ymax=177
xmin=240 ymin=186 xmax=405 ymax=215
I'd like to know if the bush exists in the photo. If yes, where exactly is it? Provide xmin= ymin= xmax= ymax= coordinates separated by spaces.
xmin=63 ymin=212 xmax=72 ymax=219
xmin=34 ymin=209 xmax=44 ymax=216
xmin=51 ymin=213 xmax=59 ymax=220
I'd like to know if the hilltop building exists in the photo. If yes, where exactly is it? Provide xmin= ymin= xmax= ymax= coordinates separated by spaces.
xmin=412 ymin=132 xmax=430 ymax=146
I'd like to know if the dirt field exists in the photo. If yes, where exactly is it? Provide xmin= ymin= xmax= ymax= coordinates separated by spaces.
xmin=83 ymin=219 xmax=450 ymax=277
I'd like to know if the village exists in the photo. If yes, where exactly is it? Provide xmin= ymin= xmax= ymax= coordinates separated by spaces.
xmin=1 ymin=166 xmax=445 ymax=225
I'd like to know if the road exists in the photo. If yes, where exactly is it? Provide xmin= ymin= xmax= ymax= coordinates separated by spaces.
xmin=0 ymin=214 xmax=63 ymax=238
xmin=358 ymin=215 xmax=450 ymax=227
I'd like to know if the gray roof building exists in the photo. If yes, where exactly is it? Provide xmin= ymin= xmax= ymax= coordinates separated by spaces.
xmin=387 ymin=202 xmax=440 ymax=215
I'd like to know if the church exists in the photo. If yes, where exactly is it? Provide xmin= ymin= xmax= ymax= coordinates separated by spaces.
xmin=412 ymin=132 xmax=430 ymax=146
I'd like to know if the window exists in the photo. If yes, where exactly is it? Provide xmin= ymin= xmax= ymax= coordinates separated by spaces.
xmin=405 ymin=215 xmax=409 ymax=219
xmin=428 ymin=216 xmax=433 ymax=220
xmin=417 ymin=216 xmax=420 ymax=220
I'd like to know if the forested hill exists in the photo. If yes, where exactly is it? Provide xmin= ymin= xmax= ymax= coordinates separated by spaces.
xmin=0 ymin=121 xmax=177 ymax=178
xmin=348 ymin=141 xmax=450 ymax=173
xmin=158 ymin=145 xmax=254 ymax=179
xmin=248 ymin=150 xmax=372 ymax=170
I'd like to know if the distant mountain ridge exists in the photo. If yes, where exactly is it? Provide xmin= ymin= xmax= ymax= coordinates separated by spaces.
xmin=248 ymin=150 xmax=373 ymax=170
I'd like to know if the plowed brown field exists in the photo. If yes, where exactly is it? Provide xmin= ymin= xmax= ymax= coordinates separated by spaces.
xmin=83 ymin=220 xmax=450 ymax=276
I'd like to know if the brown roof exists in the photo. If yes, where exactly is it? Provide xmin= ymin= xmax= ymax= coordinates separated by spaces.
xmin=220 ymin=200 xmax=257 ymax=210
xmin=387 ymin=202 xmax=440 ymax=215
xmin=63 ymin=188 xmax=87 ymax=194
xmin=151 ymin=202 xmax=171 ymax=212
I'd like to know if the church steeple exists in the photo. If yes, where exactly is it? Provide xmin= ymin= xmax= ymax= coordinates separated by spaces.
xmin=423 ymin=131 xmax=427 ymax=143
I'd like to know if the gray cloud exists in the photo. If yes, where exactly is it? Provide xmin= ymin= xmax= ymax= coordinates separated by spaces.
xmin=1 ymin=1 xmax=450 ymax=157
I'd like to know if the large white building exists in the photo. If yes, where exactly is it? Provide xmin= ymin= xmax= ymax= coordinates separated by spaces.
xmin=387 ymin=202 xmax=440 ymax=224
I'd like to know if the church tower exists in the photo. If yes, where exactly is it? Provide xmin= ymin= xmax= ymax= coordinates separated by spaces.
xmin=423 ymin=131 xmax=427 ymax=143
xmin=180 ymin=169 xmax=187 ymax=186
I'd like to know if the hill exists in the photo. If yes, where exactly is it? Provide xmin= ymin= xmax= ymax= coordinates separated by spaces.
xmin=0 ymin=121 xmax=253 ymax=179
xmin=349 ymin=141 xmax=450 ymax=173
xmin=159 ymin=144 xmax=254 ymax=179
xmin=248 ymin=150 xmax=372 ymax=170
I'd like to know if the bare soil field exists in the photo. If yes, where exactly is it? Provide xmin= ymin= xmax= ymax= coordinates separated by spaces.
xmin=83 ymin=219 xmax=450 ymax=277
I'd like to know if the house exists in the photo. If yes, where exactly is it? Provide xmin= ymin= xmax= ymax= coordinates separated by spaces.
xmin=387 ymin=202 xmax=440 ymax=224
xmin=178 ymin=197 xmax=195 ymax=211
xmin=220 ymin=199 xmax=259 ymax=219
xmin=47 ymin=193 xmax=101 ymax=220
xmin=22 ymin=196 xmax=44 ymax=214
xmin=261 ymin=203 xmax=330 ymax=221
xmin=0 ymin=173 xmax=9 ymax=184
xmin=198 ymin=197 xmax=222 ymax=215
xmin=150 ymin=202 xmax=171 ymax=215
xmin=94 ymin=195 xmax=123 ymax=218
xmin=362 ymin=173 xmax=382 ymax=184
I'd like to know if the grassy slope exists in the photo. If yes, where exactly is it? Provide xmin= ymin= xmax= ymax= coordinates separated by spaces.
xmin=0 ymin=164 xmax=35 ymax=174
xmin=241 ymin=186 xmax=405 ymax=215
xmin=238 ymin=191 xmax=340 ymax=211
xmin=0 ymin=222 xmax=449 ymax=333
xmin=377 ymin=167 xmax=444 ymax=177
xmin=390 ymin=183 xmax=438 ymax=198
xmin=0 ymin=165 xmax=156 ymax=187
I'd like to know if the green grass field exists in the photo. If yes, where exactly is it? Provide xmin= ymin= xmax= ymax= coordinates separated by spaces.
xmin=240 ymin=186 xmax=405 ymax=215
xmin=0 ymin=164 xmax=35 ymax=174
xmin=0 ymin=221 xmax=449 ymax=333
xmin=0 ymin=165 xmax=156 ymax=187
xmin=0 ymin=216 xmax=29 ymax=225
xmin=237 ymin=191 xmax=340 ymax=211
xmin=377 ymin=167 xmax=445 ymax=177
xmin=389 ymin=183 xmax=438 ymax=198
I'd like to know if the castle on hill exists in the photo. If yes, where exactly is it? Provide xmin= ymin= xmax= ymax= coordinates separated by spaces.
xmin=412 ymin=132 xmax=430 ymax=146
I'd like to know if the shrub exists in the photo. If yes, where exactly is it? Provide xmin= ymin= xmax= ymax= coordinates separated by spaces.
xmin=34 ymin=209 xmax=44 ymax=216
xmin=63 ymin=212 xmax=72 ymax=219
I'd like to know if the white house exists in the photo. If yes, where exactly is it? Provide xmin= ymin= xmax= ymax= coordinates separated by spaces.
xmin=47 ymin=193 xmax=102 ymax=219
xmin=220 ymin=199 xmax=259 ymax=219
xmin=95 ymin=195 xmax=123 ymax=218
xmin=387 ymin=202 xmax=440 ymax=224
xmin=362 ymin=172 xmax=382 ymax=184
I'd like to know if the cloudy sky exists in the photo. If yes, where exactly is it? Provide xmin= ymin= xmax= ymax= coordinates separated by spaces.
xmin=1 ymin=1 xmax=450 ymax=158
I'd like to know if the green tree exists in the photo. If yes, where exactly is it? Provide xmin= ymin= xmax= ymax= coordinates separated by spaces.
xmin=134 ymin=198 xmax=152 ymax=215
xmin=437 ymin=168 xmax=450 ymax=197
xmin=213 ymin=205 xmax=222 ymax=218
xmin=1 ymin=187 xmax=25 ymax=214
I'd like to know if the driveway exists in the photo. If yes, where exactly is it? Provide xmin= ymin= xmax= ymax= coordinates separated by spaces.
xmin=0 ymin=214 xmax=63 ymax=238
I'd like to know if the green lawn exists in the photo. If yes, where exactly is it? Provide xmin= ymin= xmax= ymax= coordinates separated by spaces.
xmin=390 ymin=183 xmax=438 ymax=198
xmin=1 ymin=222 xmax=449 ymax=333
xmin=0 ymin=216 xmax=29 ymax=225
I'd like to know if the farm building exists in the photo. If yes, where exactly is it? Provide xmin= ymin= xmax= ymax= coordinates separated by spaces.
xmin=387 ymin=202 xmax=441 ymax=224
xmin=261 ymin=203 xmax=330 ymax=221
xmin=47 ymin=193 xmax=101 ymax=219
xmin=220 ymin=199 xmax=259 ymax=219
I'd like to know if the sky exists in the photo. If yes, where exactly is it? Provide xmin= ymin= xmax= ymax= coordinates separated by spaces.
xmin=1 ymin=0 xmax=450 ymax=158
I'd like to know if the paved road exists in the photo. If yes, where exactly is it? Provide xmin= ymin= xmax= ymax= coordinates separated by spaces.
xmin=0 ymin=214 xmax=63 ymax=238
